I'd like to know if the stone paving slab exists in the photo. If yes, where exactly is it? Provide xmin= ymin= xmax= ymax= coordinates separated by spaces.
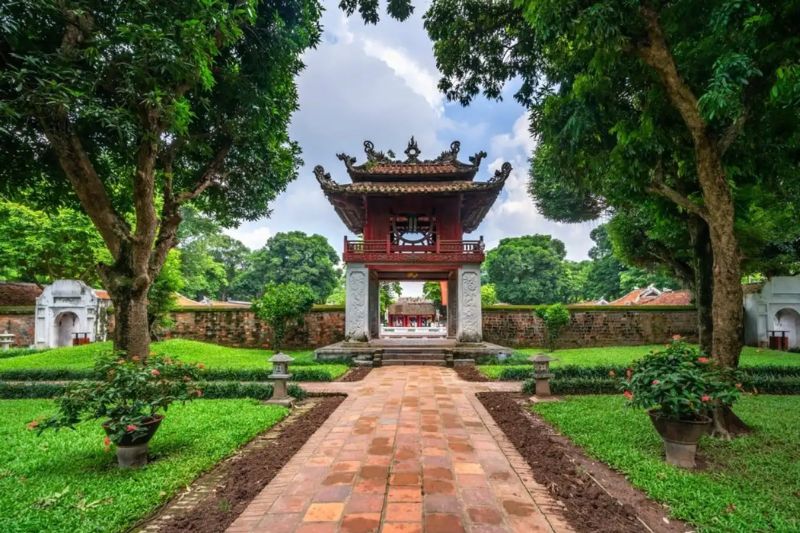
xmin=228 ymin=367 xmax=572 ymax=533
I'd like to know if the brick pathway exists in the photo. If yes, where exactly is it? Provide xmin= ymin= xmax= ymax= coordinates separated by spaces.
xmin=228 ymin=367 xmax=572 ymax=533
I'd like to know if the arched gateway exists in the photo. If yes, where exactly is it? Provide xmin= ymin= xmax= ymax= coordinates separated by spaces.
xmin=314 ymin=138 xmax=512 ymax=365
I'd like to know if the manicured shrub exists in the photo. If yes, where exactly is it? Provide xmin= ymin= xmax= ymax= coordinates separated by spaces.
xmin=535 ymin=304 xmax=571 ymax=352
xmin=0 ymin=366 xmax=340 ymax=382
xmin=0 ymin=347 xmax=47 ymax=360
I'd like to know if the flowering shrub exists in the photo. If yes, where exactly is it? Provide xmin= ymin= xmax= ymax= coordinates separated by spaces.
xmin=33 ymin=353 xmax=205 ymax=445
xmin=620 ymin=339 xmax=741 ymax=421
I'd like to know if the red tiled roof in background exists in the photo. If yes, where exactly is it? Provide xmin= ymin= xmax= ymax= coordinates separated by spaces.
xmin=93 ymin=289 xmax=111 ymax=300
xmin=610 ymin=286 xmax=693 ymax=306
xmin=0 ymin=282 xmax=43 ymax=306
xmin=351 ymin=161 xmax=470 ymax=176
xmin=644 ymin=290 xmax=693 ymax=305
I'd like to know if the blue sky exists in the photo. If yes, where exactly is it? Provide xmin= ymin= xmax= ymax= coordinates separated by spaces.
xmin=225 ymin=3 xmax=597 ymax=295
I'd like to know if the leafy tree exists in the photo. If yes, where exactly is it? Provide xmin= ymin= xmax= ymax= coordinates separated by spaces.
xmin=177 ymin=207 xmax=251 ymax=301
xmin=252 ymin=282 xmax=316 ymax=349
xmin=423 ymin=281 xmax=443 ymax=307
xmin=485 ymin=235 xmax=572 ymax=305
xmin=232 ymin=232 xmax=339 ymax=303
xmin=480 ymin=283 xmax=498 ymax=307
xmin=1 ymin=1 xmax=322 ymax=357
xmin=379 ymin=282 xmax=402 ymax=318
xmin=418 ymin=0 xmax=800 ymax=371
xmin=536 ymin=304 xmax=571 ymax=352
xmin=326 ymin=275 xmax=346 ymax=306
xmin=147 ymin=250 xmax=184 ymax=340
xmin=0 ymin=200 xmax=108 ymax=284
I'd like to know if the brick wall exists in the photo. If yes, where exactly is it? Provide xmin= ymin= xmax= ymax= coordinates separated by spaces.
xmin=163 ymin=307 xmax=345 ymax=349
xmin=0 ymin=312 xmax=35 ymax=347
xmin=482 ymin=307 xmax=698 ymax=348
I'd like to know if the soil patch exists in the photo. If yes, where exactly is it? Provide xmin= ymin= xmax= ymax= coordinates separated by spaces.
xmin=145 ymin=395 xmax=345 ymax=533
xmin=455 ymin=365 xmax=489 ymax=382
xmin=477 ymin=392 xmax=689 ymax=533
xmin=339 ymin=366 xmax=372 ymax=382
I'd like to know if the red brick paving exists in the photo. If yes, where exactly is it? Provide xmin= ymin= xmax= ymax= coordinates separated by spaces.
xmin=227 ymin=367 xmax=572 ymax=532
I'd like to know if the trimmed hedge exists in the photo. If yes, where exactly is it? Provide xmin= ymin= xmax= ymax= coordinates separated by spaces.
xmin=0 ymin=381 xmax=308 ymax=400
xmin=0 ymin=367 xmax=337 ymax=382
xmin=523 ymin=375 xmax=800 ymax=395
xmin=482 ymin=304 xmax=696 ymax=312
xmin=0 ymin=347 xmax=47 ymax=360
xmin=496 ymin=364 xmax=800 ymax=381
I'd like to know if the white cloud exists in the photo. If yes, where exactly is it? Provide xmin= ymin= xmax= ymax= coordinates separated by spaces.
xmin=224 ymin=224 xmax=272 ymax=251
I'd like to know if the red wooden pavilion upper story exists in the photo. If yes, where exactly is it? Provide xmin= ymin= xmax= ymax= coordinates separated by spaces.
xmin=315 ymin=137 xmax=510 ymax=342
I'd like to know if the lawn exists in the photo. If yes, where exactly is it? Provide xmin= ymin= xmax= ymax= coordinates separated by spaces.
xmin=0 ymin=399 xmax=288 ymax=533
xmin=533 ymin=395 xmax=800 ymax=532
xmin=479 ymin=345 xmax=800 ymax=379
xmin=0 ymin=339 xmax=348 ymax=380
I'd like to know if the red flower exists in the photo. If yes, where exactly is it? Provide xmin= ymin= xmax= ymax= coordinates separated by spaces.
xmin=697 ymin=357 xmax=710 ymax=364
xmin=103 ymin=436 xmax=111 ymax=451
xmin=651 ymin=379 xmax=660 ymax=385
xmin=701 ymin=395 xmax=711 ymax=403
xmin=672 ymin=334 xmax=683 ymax=341
xmin=27 ymin=420 xmax=39 ymax=430
xmin=150 ymin=369 xmax=161 ymax=377
xmin=126 ymin=424 xmax=138 ymax=432
xmin=197 ymin=363 xmax=205 ymax=369
xmin=623 ymin=391 xmax=633 ymax=400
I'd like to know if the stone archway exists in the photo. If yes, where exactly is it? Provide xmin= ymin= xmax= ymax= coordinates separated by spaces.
xmin=54 ymin=311 xmax=79 ymax=347
xmin=774 ymin=307 xmax=800 ymax=349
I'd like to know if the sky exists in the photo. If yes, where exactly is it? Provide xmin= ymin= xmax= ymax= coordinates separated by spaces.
xmin=226 ymin=2 xmax=598 ymax=296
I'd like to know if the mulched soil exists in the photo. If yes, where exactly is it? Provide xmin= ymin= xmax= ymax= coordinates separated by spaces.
xmin=477 ymin=392 xmax=689 ymax=533
xmin=339 ymin=366 xmax=372 ymax=382
xmin=454 ymin=365 xmax=490 ymax=382
xmin=156 ymin=395 xmax=345 ymax=533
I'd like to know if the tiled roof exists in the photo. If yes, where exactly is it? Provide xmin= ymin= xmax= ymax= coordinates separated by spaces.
xmin=349 ymin=161 xmax=475 ymax=177
xmin=0 ymin=282 xmax=42 ymax=306
xmin=319 ymin=179 xmax=504 ymax=195
xmin=644 ymin=290 xmax=692 ymax=305
xmin=610 ymin=286 xmax=693 ymax=306
xmin=93 ymin=289 xmax=111 ymax=300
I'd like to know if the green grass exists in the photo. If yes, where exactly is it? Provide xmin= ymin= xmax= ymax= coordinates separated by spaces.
xmin=533 ymin=395 xmax=800 ymax=532
xmin=0 ymin=339 xmax=348 ymax=380
xmin=0 ymin=399 xmax=288 ymax=533
xmin=478 ymin=345 xmax=800 ymax=379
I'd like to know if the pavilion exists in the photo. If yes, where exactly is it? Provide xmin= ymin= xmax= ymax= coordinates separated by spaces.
xmin=314 ymin=138 xmax=511 ymax=365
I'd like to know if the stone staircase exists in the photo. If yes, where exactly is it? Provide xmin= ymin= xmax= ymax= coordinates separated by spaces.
xmin=378 ymin=346 xmax=453 ymax=367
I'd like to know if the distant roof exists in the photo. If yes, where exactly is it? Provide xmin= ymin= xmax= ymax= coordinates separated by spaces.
xmin=336 ymin=138 xmax=486 ymax=182
xmin=610 ymin=286 xmax=693 ymax=306
xmin=0 ymin=282 xmax=42 ymax=306
xmin=94 ymin=289 xmax=111 ymax=300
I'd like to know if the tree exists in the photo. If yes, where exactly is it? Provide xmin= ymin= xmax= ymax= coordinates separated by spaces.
xmin=232 ymin=232 xmax=340 ymax=303
xmin=147 ymin=250 xmax=184 ymax=340
xmin=423 ymin=281 xmax=443 ymax=307
xmin=419 ymin=0 xmax=800 ymax=371
xmin=485 ymin=235 xmax=572 ymax=305
xmin=1 ymin=1 xmax=322 ymax=357
xmin=379 ymin=282 xmax=402 ymax=318
xmin=0 ymin=200 xmax=108 ymax=285
xmin=177 ymin=206 xmax=251 ymax=301
xmin=252 ymin=282 xmax=316 ymax=349
xmin=480 ymin=284 xmax=498 ymax=307
xmin=536 ymin=304 xmax=571 ymax=352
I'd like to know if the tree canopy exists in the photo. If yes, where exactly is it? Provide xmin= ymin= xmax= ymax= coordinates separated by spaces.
xmin=0 ymin=0 xmax=322 ymax=355
xmin=232 ymin=231 xmax=340 ymax=303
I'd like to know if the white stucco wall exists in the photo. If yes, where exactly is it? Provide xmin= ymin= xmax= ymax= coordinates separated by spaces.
xmin=743 ymin=276 xmax=800 ymax=349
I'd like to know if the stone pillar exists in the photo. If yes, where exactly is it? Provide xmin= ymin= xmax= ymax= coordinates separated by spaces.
xmin=368 ymin=275 xmax=380 ymax=339
xmin=447 ymin=272 xmax=458 ymax=338
xmin=345 ymin=263 xmax=370 ymax=342
xmin=457 ymin=264 xmax=482 ymax=343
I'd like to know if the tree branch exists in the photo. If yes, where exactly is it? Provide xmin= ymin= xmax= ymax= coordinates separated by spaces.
xmin=718 ymin=110 xmax=748 ymax=155
xmin=177 ymin=139 xmax=233 ymax=203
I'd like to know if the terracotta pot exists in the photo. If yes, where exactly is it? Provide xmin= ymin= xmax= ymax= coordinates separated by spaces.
xmin=103 ymin=415 xmax=163 ymax=468
xmin=648 ymin=410 xmax=711 ymax=469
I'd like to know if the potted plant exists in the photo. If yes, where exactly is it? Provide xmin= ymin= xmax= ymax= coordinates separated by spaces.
xmin=620 ymin=339 xmax=741 ymax=468
xmin=33 ymin=354 xmax=204 ymax=468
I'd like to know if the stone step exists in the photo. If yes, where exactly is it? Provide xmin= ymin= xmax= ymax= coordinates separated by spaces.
xmin=381 ymin=359 xmax=448 ymax=366
xmin=382 ymin=352 xmax=448 ymax=361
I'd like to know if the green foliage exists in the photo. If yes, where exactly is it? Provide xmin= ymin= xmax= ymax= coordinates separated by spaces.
xmin=147 ymin=250 xmax=184 ymax=337
xmin=252 ymin=282 xmax=317 ymax=349
xmin=232 ymin=232 xmax=340 ymax=303
xmin=485 ymin=235 xmax=573 ymax=304
xmin=533 ymin=395 xmax=800 ymax=531
xmin=621 ymin=341 xmax=740 ymax=421
xmin=1 ymin=399 xmax=287 ymax=532
xmin=535 ymin=304 xmax=571 ymax=352
xmin=480 ymin=283 xmax=498 ymax=307
xmin=0 ymin=201 xmax=108 ymax=285
xmin=34 ymin=354 xmax=204 ymax=445
xmin=422 ymin=281 xmax=443 ymax=307
xmin=379 ymin=281 xmax=402 ymax=317
xmin=0 ymin=346 xmax=48 ymax=360
xmin=325 ymin=275 xmax=346 ymax=305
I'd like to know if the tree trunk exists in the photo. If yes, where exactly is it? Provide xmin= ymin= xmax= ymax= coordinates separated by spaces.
xmin=689 ymin=217 xmax=714 ymax=355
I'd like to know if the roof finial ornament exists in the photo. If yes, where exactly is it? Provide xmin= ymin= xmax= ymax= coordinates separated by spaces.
xmin=313 ymin=165 xmax=336 ymax=187
xmin=435 ymin=141 xmax=461 ymax=163
xmin=469 ymin=150 xmax=487 ymax=168
xmin=363 ymin=140 xmax=395 ymax=162
xmin=404 ymin=136 xmax=421 ymax=162
xmin=336 ymin=152 xmax=356 ymax=170
xmin=490 ymin=162 xmax=513 ymax=183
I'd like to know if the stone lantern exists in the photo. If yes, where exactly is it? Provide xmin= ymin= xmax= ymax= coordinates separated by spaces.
xmin=267 ymin=352 xmax=294 ymax=406
xmin=0 ymin=330 xmax=15 ymax=351
xmin=529 ymin=354 xmax=557 ymax=398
